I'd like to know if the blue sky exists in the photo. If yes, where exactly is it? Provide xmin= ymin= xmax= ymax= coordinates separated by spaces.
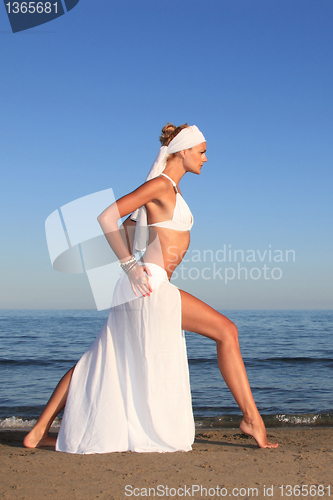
xmin=1 ymin=0 xmax=332 ymax=310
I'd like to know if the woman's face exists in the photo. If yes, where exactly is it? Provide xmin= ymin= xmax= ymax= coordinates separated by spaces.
xmin=183 ymin=142 xmax=207 ymax=175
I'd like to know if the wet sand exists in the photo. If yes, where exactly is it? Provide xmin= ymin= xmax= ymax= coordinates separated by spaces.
xmin=0 ymin=428 xmax=332 ymax=499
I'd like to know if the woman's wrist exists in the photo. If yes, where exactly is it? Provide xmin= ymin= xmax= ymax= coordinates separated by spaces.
xmin=119 ymin=255 xmax=138 ymax=275
xmin=119 ymin=255 xmax=133 ymax=264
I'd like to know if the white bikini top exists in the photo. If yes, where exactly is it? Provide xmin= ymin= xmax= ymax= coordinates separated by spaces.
xmin=148 ymin=173 xmax=193 ymax=231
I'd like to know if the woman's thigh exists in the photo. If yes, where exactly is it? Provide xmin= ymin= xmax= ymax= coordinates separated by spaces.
xmin=179 ymin=289 xmax=236 ymax=342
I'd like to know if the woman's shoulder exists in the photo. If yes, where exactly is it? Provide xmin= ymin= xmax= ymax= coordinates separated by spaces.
xmin=134 ymin=175 xmax=174 ymax=207
xmin=138 ymin=175 xmax=171 ymax=195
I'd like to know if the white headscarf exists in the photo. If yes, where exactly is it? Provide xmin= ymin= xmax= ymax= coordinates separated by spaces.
xmin=131 ymin=125 xmax=206 ymax=252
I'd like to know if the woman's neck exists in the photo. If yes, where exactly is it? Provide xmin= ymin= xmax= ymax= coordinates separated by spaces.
xmin=163 ymin=157 xmax=186 ymax=185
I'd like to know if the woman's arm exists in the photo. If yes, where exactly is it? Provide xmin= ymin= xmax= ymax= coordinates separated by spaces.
xmin=97 ymin=177 xmax=166 ymax=258
xmin=97 ymin=201 xmax=132 ymax=263
xmin=97 ymin=177 xmax=167 ymax=295
xmin=121 ymin=216 xmax=136 ymax=256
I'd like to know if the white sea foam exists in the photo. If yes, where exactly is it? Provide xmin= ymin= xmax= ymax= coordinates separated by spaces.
xmin=275 ymin=414 xmax=320 ymax=425
xmin=0 ymin=416 xmax=61 ymax=429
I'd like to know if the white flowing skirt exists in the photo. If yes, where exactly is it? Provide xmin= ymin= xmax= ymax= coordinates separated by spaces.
xmin=56 ymin=263 xmax=195 ymax=454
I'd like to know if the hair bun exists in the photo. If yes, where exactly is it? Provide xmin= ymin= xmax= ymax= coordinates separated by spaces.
xmin=159 ymin=123 xmax=189 ymax=146
xmin=159 ymin=123 xmax=177 ymax=146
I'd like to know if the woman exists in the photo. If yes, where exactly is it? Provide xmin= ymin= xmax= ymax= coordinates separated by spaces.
xmin=24 ymin=124 xmax=278 ymax=452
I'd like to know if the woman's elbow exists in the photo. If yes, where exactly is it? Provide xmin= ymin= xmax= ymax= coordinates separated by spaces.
xmin=97 ymin=205 xmax=119 ymax=230
xmin=97 ymin=212 xmax=104 ymax=224
xmin=97 ymin=212 xmax=106 ymax=228
xmin=97 ymin=212 xmax=112 ymax=230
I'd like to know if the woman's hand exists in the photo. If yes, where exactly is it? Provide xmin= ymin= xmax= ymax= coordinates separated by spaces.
xmin=128 ymin=264 xmax=153 ymax=297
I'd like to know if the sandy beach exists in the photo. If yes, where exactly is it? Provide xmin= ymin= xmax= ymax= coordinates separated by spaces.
xmin=1 ymin=428 xmax=332 ymax=499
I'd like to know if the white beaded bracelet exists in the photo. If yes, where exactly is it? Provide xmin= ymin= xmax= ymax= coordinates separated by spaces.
xmin=119 ymin=255 xmax=138 ymax=275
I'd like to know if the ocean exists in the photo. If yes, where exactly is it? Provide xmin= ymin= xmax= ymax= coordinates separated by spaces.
xmin=0 ymin=309 xmax=332 ymax=429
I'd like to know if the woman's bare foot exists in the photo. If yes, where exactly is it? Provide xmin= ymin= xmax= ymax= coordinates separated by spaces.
xmin=23 ymin=427 xmax=56 ymax=449
xmin=240 ymin=417 xmax=278 ymax=448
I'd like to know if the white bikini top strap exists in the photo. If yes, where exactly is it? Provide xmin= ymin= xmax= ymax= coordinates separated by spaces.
xmin=160 ymin=173 xmax=179 ymax=193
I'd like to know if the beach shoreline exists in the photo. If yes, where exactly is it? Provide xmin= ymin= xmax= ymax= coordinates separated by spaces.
xmin=2 ymin=410 xmax=333 ymax=431
xmin=1 ymin=427 xmax=332 ymax=499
